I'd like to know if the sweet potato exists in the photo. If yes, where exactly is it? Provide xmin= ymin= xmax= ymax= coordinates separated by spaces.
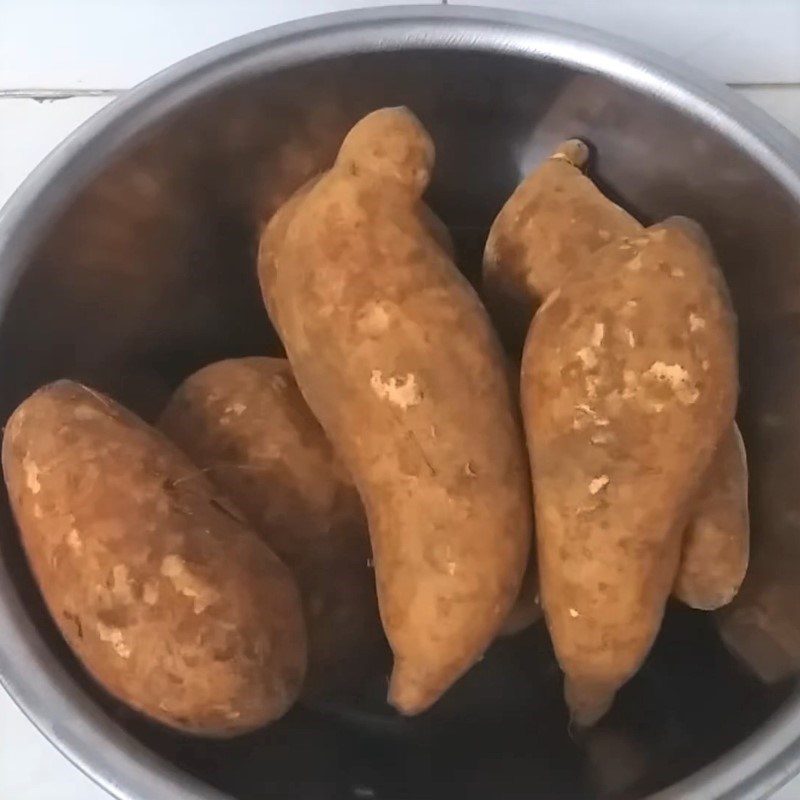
xmin=485 ymin=141 xmax=749 ymax=628
xmin=2 ymin=380 xmax=306 ymax=735
xmin=159 ymin=357 xmax=386 ymax=698
xmin=499 ymin=555 xmax=542 ymax=636
xmin=258 ymin=107 xmax=532 ymax=715
xmin=674 ymin=425 xmax=749 ymax=610
xmin=483 ymin=139 xmax=640 ymax=355
xmin=522 ymin=219 xmax=738 ymax=725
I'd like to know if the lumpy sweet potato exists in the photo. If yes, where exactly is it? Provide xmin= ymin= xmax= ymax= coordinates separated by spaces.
xmin=258 ymin=107 xmax=532 ymax=715
xmin=522 ymin=219 xmax=738 ymax=724
xmin=485 ymin=141 xmax=749 ymax=629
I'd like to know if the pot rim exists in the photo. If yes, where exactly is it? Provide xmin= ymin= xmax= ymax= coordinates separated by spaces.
xmin=1 ymin=6 xmax=799 ymax=799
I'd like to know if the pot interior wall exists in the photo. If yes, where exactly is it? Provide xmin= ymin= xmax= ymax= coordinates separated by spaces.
xmin=0 ymin=47 xmax=798 ymax=799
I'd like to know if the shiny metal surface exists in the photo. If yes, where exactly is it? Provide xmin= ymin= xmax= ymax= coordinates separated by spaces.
xmin=1 ymin=6 xmax=800 ymax=799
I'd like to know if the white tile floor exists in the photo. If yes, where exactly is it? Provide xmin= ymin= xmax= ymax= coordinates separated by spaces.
xmin=1 ymin=2 xmax=800 ymax=798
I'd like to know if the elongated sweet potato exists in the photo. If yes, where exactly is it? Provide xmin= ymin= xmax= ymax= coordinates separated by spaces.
xmin=485 ymin=141 xmax=749 ymax=630
xmin=522 ymin=219 xmax=738 ymax=725
xmin=2 ymin=380 xmax=306 ymax=735
xmin=159 ymin=357 xmax=386 ymax=698
xmin=258 ymin=107 xmax=532 ymax=715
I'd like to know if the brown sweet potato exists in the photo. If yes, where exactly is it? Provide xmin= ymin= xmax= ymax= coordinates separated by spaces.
xmin=522 ymin=219 xmax=738 ymax=725
xmin=159 ymin=357 xmax=386 ymax=698
xmin=483 ymin=139 xmax=640 ymax=355
xmin=485 ymin=141 xmax=749 ymax=629
xmin=499 ymin=555 xmax=542 ymax=636
xmin=258 ymin=107 xmax=532 ymax=715
xmin=674 ymin=425 xmax=749 ymax=610
xmin=2 ymin=380 xmax=306 ymax=735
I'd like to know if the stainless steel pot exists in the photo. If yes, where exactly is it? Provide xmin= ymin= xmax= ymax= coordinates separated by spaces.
xmin=1 ymin=6 xmax=800 ymax=799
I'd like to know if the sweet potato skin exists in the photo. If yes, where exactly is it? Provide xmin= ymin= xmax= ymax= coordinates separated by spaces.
xmin=522 ymin=220 xmax=738 ymax=724
xmin=499 ymin=557 xmax=542 ymax=636
xmin=259 ymin=107 xmax=532 ymax=715
xmin=485 ymin=143 xmax=749 ymax=630
xmin=2 ymin=380 xmax=306 ymax=735
xmin=483 ymin=140 xmax=640 ymax=355
xmin=674 ymin=425 xmax=749 ymax=610
xmin=159 ymin=357 xmax=386 ymax=698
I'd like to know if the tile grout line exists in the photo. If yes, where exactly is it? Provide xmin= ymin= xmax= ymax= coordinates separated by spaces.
xmin=3 ymin=85 xmax=798 ymax=97
xmin=1 ymin=84 xmax=796 ymax=102
xmin=0 ymin=89 xmax=123 ymax=101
